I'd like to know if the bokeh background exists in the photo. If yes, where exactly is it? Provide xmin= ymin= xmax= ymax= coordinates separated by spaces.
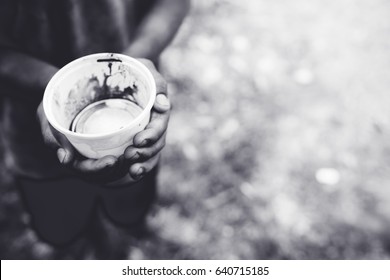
xmin=2 ymin=0 xmax=390 ymax=259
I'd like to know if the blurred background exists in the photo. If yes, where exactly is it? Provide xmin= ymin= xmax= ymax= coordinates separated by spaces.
xmin=2 ymin=0 xmax=390 ymax=259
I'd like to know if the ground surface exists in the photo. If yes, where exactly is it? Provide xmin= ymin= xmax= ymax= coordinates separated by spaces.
xmin=1 ymin=0 xmax=390 ymax=259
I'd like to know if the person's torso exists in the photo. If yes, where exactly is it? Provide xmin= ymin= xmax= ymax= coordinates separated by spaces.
xmin=0 ymin=0 xmax=156 ymax=64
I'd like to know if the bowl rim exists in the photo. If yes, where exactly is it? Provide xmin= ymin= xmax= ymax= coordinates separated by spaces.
xmin=43 ymin=53 xmax=156 ymax=139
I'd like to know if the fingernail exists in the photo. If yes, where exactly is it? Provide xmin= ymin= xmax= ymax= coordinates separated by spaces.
xmin=134 ymin=167 xmax=145 ymax=178
xmin=129 ymin=152 xmax=140 ymax=161
xmin=139 ymin=139 xmax=150 ymax=147
xmin=156 ymin=94 xmax=169 ymax=107
xmin=57 ymin=149 xmax=66 ymax=164
xmin=104 ymin=159 xmax=116 ymax=168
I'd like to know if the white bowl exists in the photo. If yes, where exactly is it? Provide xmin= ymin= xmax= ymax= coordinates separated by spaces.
xmin=43 ymin=53 xmax=156 ymax=159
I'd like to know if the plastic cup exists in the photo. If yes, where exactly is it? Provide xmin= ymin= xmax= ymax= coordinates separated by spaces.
xmin=43 ymin=53 xmax=156 ymax=159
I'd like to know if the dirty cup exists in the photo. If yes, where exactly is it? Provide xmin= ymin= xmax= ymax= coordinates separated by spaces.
xmin=43 ymin=53 xmax=156 ymax=159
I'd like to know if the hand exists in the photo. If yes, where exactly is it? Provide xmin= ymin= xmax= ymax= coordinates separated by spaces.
xmin=36 ymin=58 xmax=170 ymax=184
xmin=37 ymin=102 xmax=125 ymax=182
xmin=123 ymin=59 xmax=171 ymax=182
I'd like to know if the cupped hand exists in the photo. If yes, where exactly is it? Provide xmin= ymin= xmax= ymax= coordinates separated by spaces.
xmin=36 ymin=102 xmax=125 ymax=182
xmin=123 ymin=59 xmax=171 ymax=182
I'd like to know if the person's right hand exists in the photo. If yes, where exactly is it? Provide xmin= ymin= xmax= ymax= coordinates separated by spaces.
xmin=36 ymin=102 xmax=127 ymax=183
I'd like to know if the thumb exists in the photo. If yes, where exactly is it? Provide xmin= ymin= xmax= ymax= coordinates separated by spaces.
xmin=153 ymin=94 xmax=171 ymax=113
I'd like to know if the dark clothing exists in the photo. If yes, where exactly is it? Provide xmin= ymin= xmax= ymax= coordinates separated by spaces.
xmin=17 ymin=168 xmax=157 ymax=246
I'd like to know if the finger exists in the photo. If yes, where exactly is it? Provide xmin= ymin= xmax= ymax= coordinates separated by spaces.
xmin=153 ymin=94 xmax=171 ymax=114
xmin=107 ymin=154 xmax=129 ymax=180
xmin=72 ymin=155 xmax=117 ymax=174
xmin=41 ymin=122 xmax=59 ymax=149
xmin=37 ymin=106 xmax=59 ymax=149
xmin=125 ymin=132 xmax=166 ymax=162
xmin=42 ymin=123 xmax=70 ymax=165
xmin=137 ymin=59 xmax=167 ymax=96
xmin=133 ymin=109 xmax=169 ymax=147
xmin=124 ymin=146 xmax=140 ymax=162
xmin=36 ymin=102 xmax=76 ymax=164
xmin=50 ymin=125 xmax=76 ymax=165
xmin=128 ymin=154 xmax=161 ymax=181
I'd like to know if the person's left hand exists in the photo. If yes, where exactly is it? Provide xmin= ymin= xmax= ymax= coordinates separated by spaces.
xmin=121 ymin=59 xmax=171 ymax=183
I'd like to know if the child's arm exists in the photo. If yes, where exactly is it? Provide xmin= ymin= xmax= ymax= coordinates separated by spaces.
xmin=125 ymin=0 xmax=190 ymax=61
xmin=0 ymin=49 xmax=58 ymax=101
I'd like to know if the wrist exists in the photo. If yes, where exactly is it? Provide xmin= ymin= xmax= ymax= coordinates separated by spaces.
xmin=125 ymin=40 xmax=160 ymax=62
